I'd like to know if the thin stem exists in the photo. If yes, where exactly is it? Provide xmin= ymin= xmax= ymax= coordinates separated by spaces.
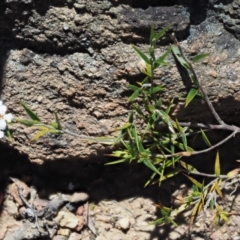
xmin=191 ymin=131 xmax=237 ymax=155
xmin=171 ymin=34 xmax=224 ymax=125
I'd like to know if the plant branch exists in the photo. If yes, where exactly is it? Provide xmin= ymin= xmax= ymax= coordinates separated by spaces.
xmin=171 ymin=34 xmax=224 ymax=125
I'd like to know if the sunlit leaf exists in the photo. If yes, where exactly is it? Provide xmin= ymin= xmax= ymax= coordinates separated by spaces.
xmin=20 ymin=102 xmax=41 ymax=122
xmin=128 ymin=90 xmax=140 ymax=102
xmin=117 ymin=123 xmax=132 ymax=131
xmin=171 ymin=45 xmax=190 ymax=70
xmin=190 ymin=201 xmax=201 ymax=226
xmin=95 ymin=137 xmax=117 ymax=145
xmin=161 ymin=170 xmax=180 ymax=180
xmin=214 ymin=151 xmax=221 ymax=177
xmin=192 ymin=53 xmax=210 ymax=63
xmin=132 ymin=104 xmax=144 ymax=117
xmin=147 ymin=86 xmax=165 ymax=94
xmin=155 ymin=24 xmax=171 ymax=42
xmin=16 ymin=119 xmax=39 ymax=127
xmin=214 ymin=181 xmax=223 ymax=198
xmin=132 ymin=45 xmax=150 ymax=64
xmin=181 ymin=134 xmax=188 ymax=151
xmin=227 ymin=168 xmax=240 ymax=179
xmin=185 ymin=88 xmax=198 ymax=107
xmin=200 ymin=129 xmax=211 ymax=147
xmin=180 ymin=161 xmax=198 ymax=172
xmin=30 ymin=128 xmax=50 ymax=141
xmin=219 ymin=213 xmax=229 ymax=222
xmin=150 ymin=24 xmax=155 ymax=45
xmin=128 ymin=84 xmax=139 ymax=91
xmin=154 ymin=48 xmax=171 ymax=69
xmin=143 ymin=159 xmax=162 ymax=177
xmin=184 ymin=174 xmax=203 ymax=189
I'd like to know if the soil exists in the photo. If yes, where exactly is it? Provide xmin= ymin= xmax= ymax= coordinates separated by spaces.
xmin=1 ymin=136 xmax=240 ymax=240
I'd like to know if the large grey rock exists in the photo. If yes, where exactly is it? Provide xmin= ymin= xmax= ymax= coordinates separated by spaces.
xmin=1 ymin=0 xmax=240 ymax=162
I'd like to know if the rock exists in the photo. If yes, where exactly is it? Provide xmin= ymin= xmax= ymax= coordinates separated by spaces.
xmin=0 ymin=0 xmax=239 ymax=169
xmin=116 ymin=217 xmax=130 ymax=231
xmin=8 ymin=180 xmax=30 ymax=206
xmin=55 ymin=210 xmax=79 ymax=229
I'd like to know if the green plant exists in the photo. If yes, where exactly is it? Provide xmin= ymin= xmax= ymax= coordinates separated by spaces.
xmin=11 ymin=25 xmax=240 ymax=228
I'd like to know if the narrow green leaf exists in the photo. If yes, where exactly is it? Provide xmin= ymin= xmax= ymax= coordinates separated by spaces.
xmin=54 ymin=112 xmax=62 ymax=130
xmin=30 ymin=129 xmax=50 ymax=141
xmin=146 ymin=86 xmax=164 ymax=94
xmin=143 ymin=159 xmax=162 ymax=176
xmin=192 ymin=53 xmax=210 ymax=63
xmin=154 ymin=48 xmax=171 ymax=69
xmin=180 ymin=161 xmax=198 ymax=172
xmin=117 ymin=123 xmax=131 ymax=130
xmin=214 ymin=181 xmax=223 ymax=198
xmin=214 ymin=151 xmax=221 ymax=177
xmin=106 ymin=159 xmax=129 ymax=165
xmin=185 ymin=88 xmax=198 ymax=107
xmin=129 ymin=111 xmax=134 ymax=124
xmin=209 ymin=199 xmax=215 ymax=210
xmin=200 ymin=129 xmax=211 ymax=147
xmin=128 ymin=90 xmax=140 ymax=102
xmin=142 ymin=63 xmax=153 ymax=77
xmin=150 ymin=24 xmax=155 ymax=45
xmin=171 ymin=45 xmax=190 ymax=70
xmin=155 ymin=99 xmax=162 ymax=108
xmin=181 ymin=134 xmax=188 ymax=151
xmin=16 ymin=119 xmax=39 ymax=127
xmin=128 ymin=84 xmax=139 ymax=91
xmin=184 ymin=174 xmax=203 ymax=189
xmin=132 ymin=104 xmax=144 ymax=117
xmin=20 ymin=102 xmax=41 ymax=121
xmin=5 ymin=126 xmax=13 ymax=142
xmin=132 ymin=45 xmax=150 ymax=64
xmin=95 ymin=137 xmax=117 ymax=145
xmin=155 ymin=24 xmax=171 ymax=42
xmin=190 ymin=200 xmax=201 ymax=226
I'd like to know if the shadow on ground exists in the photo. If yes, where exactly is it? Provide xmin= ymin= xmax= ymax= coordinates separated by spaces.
xmin=1 ymin=128 xmax=240 ymax=239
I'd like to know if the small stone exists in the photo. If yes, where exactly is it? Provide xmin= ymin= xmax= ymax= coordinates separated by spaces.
xmin=57 ymin=228 xmax=71 ymax=236
xmin=233 ymin=236 xmax=240 ymax=240
xmin=116 ymin=217 xmax=130 ymax=230
xmin=55 ymin=210 xmax=79 ymax=229
xmin=63 ymin=23 xmax=69 ymax=31
xmin=70 ymin=192 xmax=89 ymax=203
xmin=208 ymin=70 xmax=217 ymax=78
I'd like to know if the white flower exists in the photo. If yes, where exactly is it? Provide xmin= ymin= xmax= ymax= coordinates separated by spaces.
xmin=0 ymin=101 xmax=14 ymax=138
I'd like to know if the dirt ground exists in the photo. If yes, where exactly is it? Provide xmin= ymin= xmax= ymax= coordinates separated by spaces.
xmin=1 ymin=137 xmax=240 ymax=240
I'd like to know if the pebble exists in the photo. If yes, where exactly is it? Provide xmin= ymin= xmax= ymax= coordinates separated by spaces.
xmin=55 ymin=210 xmax=79 ymax=229
xmin=116 ymin=217 xmax=130 ymax=230
xmin=57 ymin=228 xmax=71 ymax=237
xmin=70 ymin=192 xmax=89 ymax=203
xmin=208 ymin=69 xmax=218 ymax=78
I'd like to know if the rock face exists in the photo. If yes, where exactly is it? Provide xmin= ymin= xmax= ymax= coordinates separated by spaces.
xmin=1 ymin=0 xmax=240 ymax=162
